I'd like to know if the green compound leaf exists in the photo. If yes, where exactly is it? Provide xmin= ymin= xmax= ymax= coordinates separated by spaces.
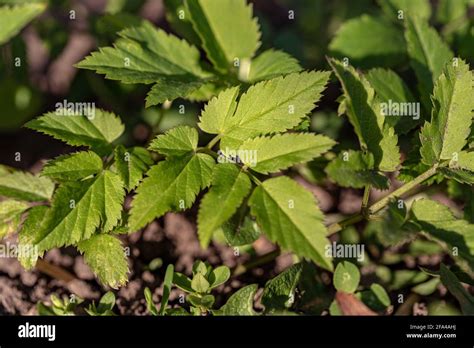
xmin=262 ymin=263 xmax=303 ymax=311
xmin=333 ymin=261 xmax=360 ymax=293
xmin=42 ymin=151 xmax=103 ymax=182
xmin=25 ymin=109 xmax=125 ymax=155
xmin=197 ymin=164 xmax=251 ymax=248
xmin=216 ymin=284 xmax=258 ymax=316
xmin=329 ymin=15 xmax=406 ymax=68
xmin=129 ymin=153 xmax=215 ymax=231
xmin=249 ymin=176 xmax=332 ymax=271
xmin=420 ymin=60 xmax=474 ymax=165
xmin=366 ymin=68 xmax=419 ymax=134
xmin=199 ymin=71 xmax=331 ymax=149
xmin=325 ymin=150 xmax=389 ymax=190
xmin=239 ymin=133 xmax=335 ymax=174
xmin=440 ymin=264 xmax=474 ymax=315
xmin=114 ymin=145 xmax=153 ymax=191
xmin=185 ymin=0 xmax=261 ymax=73
xmin=405 ymin=16 xmax=454 ymax=108
xmin=20 ymin=170 xmax=125 ymax=254
xmin=0 ymin=3 xmax=46 ymax=45
xmin=247 ymin=49 xmax=302 ymax=83
xmin=76 ymin=22 xmax=211 ymax=105
xmin=0 ymin=171 xmax=54 ymax=202
xmin=78 ymin=234 xmax=129 ymax=289
xmin=328 ymin=58 xmax=400 ymax=171
xmin=148 ymin=126 xmax=198 ymax=157
xmin=411 ymin=198 xmax=474 ymax=267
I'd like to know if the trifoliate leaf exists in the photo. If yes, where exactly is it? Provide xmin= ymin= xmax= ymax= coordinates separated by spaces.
xmin=78 ymin=234 xmax=129 ymax=289
xmin=405 ymin=16 xmax=454 ymax=108
xmin=366 ymin=68 xmax=419 ymax=134
xmin=325 ymin=150 xmax=389 ymax=190
xmin=249 ymin=176 xmax=332 ymax=271
xmin=76 ymin=21 xmax=210 ymax=105
xmin=199 ymin=71 xmax=331 ymax=149
xmin=42 ymin=151 xmax=103 ymax=182
xmin=216 ymin=284 xmax=258 ymax=315
xmin=262 ymin=263 xmax=303 ymax=311
xmin=197 ymin=164 xmax=251 ymax=248
xmin=114 ymin=145 xmax=153 ymax=191
xmin=420 ymin=60 xmax=474 ymax=165
xmin=411 ymin=198 xmax=474 ymax=266
xmin=247 ymin=49 xmax=302 ymax=83
xmin=148 ymin=126 xmax=198 ymax=157
xmin=0 ymin=3 xmax=46 ymax=45
xmin=333 ymin=261 xmax=360 ymax=293
xmin=239 ymin=133 xmax=335 ymax=174
xmin=0 ymin=200 xmax=29 ymax=238
xmin=0 ymin=171 xmax=54 ymax=201
xmin=185 ymin=0 xmax=261 ymax=72
xmin=129 ymin=153 xmax=215 ymax=231
xmin=439 ymin=264 xmax=474 ymax=315
xmin=378 ymin=0 xmax=431 ymax=22
xmin=21 ymin=170 xmax=125 ymax=253
xmin=328 ymin=58 xmax=400 ymax=171
xmin=329 ymin=15 xmax=406 ymax=68
xmin=25 ymin=109 xmax=125 ymax=155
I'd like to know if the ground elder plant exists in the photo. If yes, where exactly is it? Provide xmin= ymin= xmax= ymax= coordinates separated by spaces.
xmin=0 ymin=0 xmax=474 ymax=316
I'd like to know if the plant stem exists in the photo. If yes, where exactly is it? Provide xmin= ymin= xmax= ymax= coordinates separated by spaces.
xmin=361 ymin=185 xmax=371 ymax=214
xmin=206 ymin=135 xmax=221 ymax=150
xmin=196 ymin=147 xmax=218 ymax=159
xmin=327 ymin=213 xmax=364 ymax=235
xmin=367 ymin=165 xmax=437 ymax=215
xmin=327 ymin=165 xmax=437 ymax=235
